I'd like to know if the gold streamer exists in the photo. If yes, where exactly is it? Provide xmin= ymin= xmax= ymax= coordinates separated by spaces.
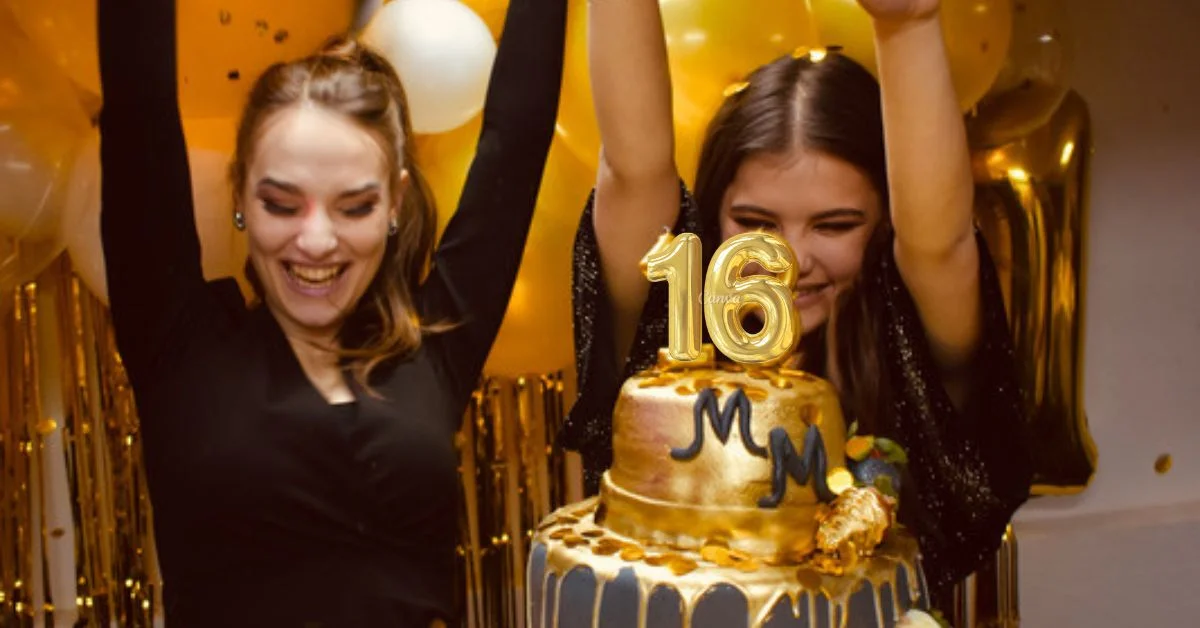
xmin=456 ymin=372 xmax=581 ymax=628
xmin=1 ymin=257 xmax=161 ymax=626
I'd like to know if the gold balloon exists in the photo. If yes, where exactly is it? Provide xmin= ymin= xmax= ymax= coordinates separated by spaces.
xmin=808 ymin=0 xmax=1014 ymax=112
xmin=641 ymin=233 xmax=704 ymax=362
xmin=703 ymin=231 xmax=800 ymax=366
xmin=556 ymin=0 xmax=816 ymax=183
xmin=967 ymin=0 xmax=1070 ymax=148
xmin=971 ymin=91 xmax=1095 ymax=492
xmin=483 ymin=138 xmax=593 ymax=376
xmin=7 ymin=0 xmax=356 ymax=117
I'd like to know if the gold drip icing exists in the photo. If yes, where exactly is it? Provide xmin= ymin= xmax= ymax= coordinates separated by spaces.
xmin=533 ymin=499 xmax=923 ymax=628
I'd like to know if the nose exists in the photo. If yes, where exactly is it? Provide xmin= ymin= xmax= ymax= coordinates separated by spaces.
xmin=785 ymin=235 xmax=815 ymax=278
xmin=295 ymin=207 xmax=338 ymax=258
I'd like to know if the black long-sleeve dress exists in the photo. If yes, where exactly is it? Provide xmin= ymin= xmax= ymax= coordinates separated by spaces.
xmin=97 ymin=0 xmax=565 ymax=625
xmin=562 ymin=185 xmax=1033 ymax=600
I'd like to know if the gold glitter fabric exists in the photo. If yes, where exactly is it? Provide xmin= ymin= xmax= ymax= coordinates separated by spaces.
xmin=562 ymin=184 xmax=1033 ymax=598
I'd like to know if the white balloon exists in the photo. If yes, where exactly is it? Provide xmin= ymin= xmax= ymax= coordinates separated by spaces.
xmin=60 ymin=130 xmax=248 ymax=304
xmin=361 ymin=0 xmax=497 ymax=134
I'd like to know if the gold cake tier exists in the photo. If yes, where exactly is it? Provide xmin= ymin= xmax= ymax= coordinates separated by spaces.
xmin=529 ymin=498 xmax=925 ymax=628
xmin=605 ymin=349 xmax=848 ymax=557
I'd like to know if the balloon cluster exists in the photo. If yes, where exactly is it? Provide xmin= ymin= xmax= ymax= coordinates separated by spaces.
xmin=3 ymin=0 xmax=1068 ymax=378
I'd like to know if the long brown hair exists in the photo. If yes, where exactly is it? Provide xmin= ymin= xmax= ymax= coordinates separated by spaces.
xmin=230 ymin=36 xmax=446 ymax=387
xmin=692 ymin=51 xmax=892 ymax=433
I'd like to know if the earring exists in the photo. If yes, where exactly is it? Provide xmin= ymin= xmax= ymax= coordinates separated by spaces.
xmin=388 ymin=218 xmax=399 ymax=236
xmin=233 ymin=211 xmax=246 ymax=231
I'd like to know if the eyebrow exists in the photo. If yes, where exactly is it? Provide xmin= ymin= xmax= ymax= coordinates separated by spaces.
xmin=729 ymin=204 xmax=867 ymax=222
xmin=257 ymin=178 xmax=381 ymax=199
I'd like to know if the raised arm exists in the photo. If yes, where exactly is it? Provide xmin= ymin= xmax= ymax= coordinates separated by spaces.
xmin=98 ymin=0 xmax=210 ymax=379
xmin=589 ymin=0 xmax=681 ymax=368
xmin=421 ymin=0 xmax=567 ymax=399
xmin=865 ymin=0 xmax=982 ymax=388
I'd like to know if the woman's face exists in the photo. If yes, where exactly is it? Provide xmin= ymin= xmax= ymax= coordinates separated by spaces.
xmin=242 ymin=105 xmax=404 ymax=340
xmin=718 ymin=148 xmax=883 ymax=335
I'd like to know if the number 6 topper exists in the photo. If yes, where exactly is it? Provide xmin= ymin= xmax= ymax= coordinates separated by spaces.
xmin=640 ymin=231 xmax=802 ymax=367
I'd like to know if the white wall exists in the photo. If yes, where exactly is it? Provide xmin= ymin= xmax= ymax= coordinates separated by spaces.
xmin=1015 ymin=0 xmax=1200 ymax=624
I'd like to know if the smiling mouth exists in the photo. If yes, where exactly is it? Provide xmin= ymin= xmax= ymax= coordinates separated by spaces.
xmin=284 ymin=262 xmax=348 ymax=288
xmin=794 ymin=283 xmax=829 ymax=298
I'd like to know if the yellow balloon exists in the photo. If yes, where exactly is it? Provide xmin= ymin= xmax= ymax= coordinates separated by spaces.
xmin=484 ymin=138 xmax=594 ymax=376
xmin=807 ymin=0 xmax=1013 ymax=111
xmin=966 ymin=0 xmax=1069 ymax=148
xmin=7 ymin=0 xmax=357 ymax=117
xmin=416 ymin=126 xmax=593 ymax=376
xmin=460 ymin=0 xmax=510 ymax=40
xmin=557 ymin=0 xmax=816 ymax=183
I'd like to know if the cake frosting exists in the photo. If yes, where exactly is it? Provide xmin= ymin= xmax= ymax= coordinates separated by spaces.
xmin=531 ymin=346 xmax=927 ymax=627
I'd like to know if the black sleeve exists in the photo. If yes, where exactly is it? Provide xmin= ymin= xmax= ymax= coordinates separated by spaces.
xmin=420 ymin=0 xmax=567 ymax=404
xmin=876 ymin=231 xmax=1033 ymax=595
xmin=98 ymin=0 xmax=229 ymax=384
xmin=561 ymin=181 xmax=704 ymax=493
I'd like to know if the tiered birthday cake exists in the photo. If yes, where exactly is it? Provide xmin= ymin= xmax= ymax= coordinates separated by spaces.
xmin=528 ymin=346 xmax=928 ymax=627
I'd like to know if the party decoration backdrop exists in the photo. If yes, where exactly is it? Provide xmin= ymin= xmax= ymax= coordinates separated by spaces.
xmin=0 ymin=5 xmax=90 ymax=300
xmin=967 ymin=0 xmax=1071 ymax=148
xmin=6 ymin=0 xmax=357 ymax=117
xmin=557 ymin=0 xmax=815 ymax=182
xmin=808 ymin=0 xmax=1014 ymax=112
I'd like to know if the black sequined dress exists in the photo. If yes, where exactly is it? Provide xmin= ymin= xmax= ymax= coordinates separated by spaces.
xmin=561 ymin=183 xmax=1032 ymax=599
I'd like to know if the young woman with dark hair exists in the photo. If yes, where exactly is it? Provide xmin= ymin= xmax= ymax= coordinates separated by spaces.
xmin=563 ymin=0 xmax=1032 ymax=602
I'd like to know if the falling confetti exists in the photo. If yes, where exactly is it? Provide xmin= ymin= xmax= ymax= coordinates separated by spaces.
xmin=1155 ymin=454 xmax=1172 ymax=475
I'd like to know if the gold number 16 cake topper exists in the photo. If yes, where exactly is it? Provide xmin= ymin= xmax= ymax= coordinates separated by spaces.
xmin=641 ymin=231 xmax=801 ymax=366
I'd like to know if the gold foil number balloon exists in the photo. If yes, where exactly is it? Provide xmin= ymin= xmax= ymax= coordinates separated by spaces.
xmin=641 ymin=232 xmax=704 ymax=361
xmin=705 ymin=232 xmax=801 ymax=366
xmin=642 ymin=231 xmax=801 ymax=366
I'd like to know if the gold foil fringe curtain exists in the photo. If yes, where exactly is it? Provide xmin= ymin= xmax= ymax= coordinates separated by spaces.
xmin=2 ymin=259 xmax=162 ymax=627
xmin=456 ymin=373 xmax=582 ymax=628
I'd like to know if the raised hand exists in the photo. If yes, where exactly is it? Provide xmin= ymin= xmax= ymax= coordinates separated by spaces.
xmin=855 ymin=0 xmax=939 ymax=22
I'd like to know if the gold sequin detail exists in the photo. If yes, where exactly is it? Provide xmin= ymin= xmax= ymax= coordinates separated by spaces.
xmin=667 ymin=557 xmax=699 ymax=576
xmin=619 ymin=546 xmax=646 ymax=562
xmin=591 ymin=539 xmax=624 ymax=556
